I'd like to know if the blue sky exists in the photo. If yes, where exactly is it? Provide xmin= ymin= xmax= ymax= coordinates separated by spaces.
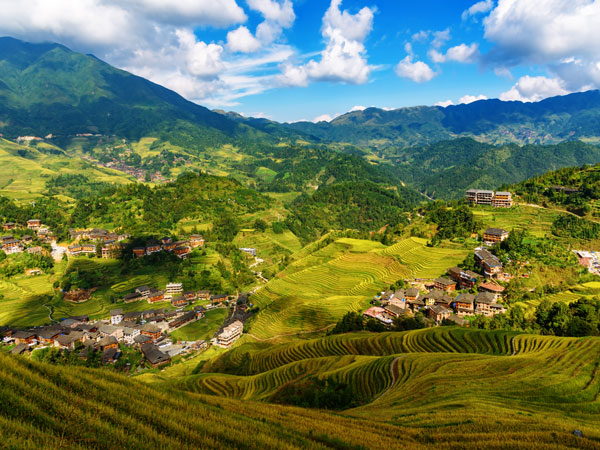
xmin=0 ymin=0 xmax=597 ymax=122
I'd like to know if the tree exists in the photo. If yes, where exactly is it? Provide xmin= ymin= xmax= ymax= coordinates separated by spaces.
xmin=253 ymin=219 xmax=268 ymax=232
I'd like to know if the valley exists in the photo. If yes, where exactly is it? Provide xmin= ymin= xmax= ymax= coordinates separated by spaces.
xmin=0 ymin=35 xmax=599 ymax=450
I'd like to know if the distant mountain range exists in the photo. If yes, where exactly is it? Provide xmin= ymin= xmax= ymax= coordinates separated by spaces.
xmin=2 ymin=36 xmax=600 ymax=200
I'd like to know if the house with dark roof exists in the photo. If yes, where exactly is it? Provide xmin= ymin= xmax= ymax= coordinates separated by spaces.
xmin=110 ymin=309 xmax=123 ymax=325
xmin=434 ymin=277 xmax=456 ymax=292
xmin=141 ymin=343 xmax=171 ymax=367
xmin=97 ymin=335 xmax=119 ymax=351
xmin=428 ymin=304 xmax=452 ymax=323
xmin=474 ymin=249 xmax=503 ymax=278
xmin=454 ymin=293 xmax=476 ymax=316
xmin=483 ymin=228 xmax=509 ymax=245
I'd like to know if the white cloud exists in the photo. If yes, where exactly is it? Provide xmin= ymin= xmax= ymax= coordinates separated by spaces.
xmin=435 ymin=99 xmax=454 ymax=107
xmin=0 ymin=0 xmax=302 ymax=108
xmin=462 ymin=0 xmax=494 ymax=21
xmin=227 ymin=26 xmax=261 ymax=53
xmin=350 ymin=105 xmax=367 ymax=112
xmin=459 ymin=94 xmax=488 ymax=104
xmin=483 ymin=0 xmax=600 ymax=99
xmin=247 ymin=0 xmax=294 ymax=27
xmin=279 ymin=0 xmax=375 ymax=86
xmin=429 ymin=43 xmax=479 ymax=63
xmin=431 ymin=29 xmax=451 ymax=49
xmin=313 ymin=114 xmax=334 ymax=122
xmin=411 ymin=30 xmax=430 ymax=42
xmin=395 ymin=56 xmax=437 ymax=83
xmin=250 ymin=0 xmax=295 ymax=45
xmin=499 ymin=75 xmax=569 ymax=102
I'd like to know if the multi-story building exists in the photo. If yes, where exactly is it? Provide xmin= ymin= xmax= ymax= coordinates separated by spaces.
xmin=492 ymin=191 xmax=513 ymax=208
xmin=27 ymin=219 xmax=41 ymax=230
xmin=483 ymin=228 xmax=509 ymax=245
xmin=216 ymin=321 xmax=243 ymax=347
xmin=466 ymin=189 xmax=494 ymax=205
xmin=474 ymin=249 xmax=503 ymax=278
xmin=165 ymin=282 xmax=183 ymax=300
xmin=466 ymin=190 xmax=513 ymax=208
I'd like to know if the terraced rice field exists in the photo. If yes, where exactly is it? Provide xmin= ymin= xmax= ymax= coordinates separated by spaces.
xmin=471 ymin=205 xmax=559 ymax=238
xmin=248 ymin=238 xmax=468 ymax=339
xmin=166 ymin=328 xmax=600 ymax=447
xmin=516 ymin=290 xmax=586 ymax=314
xmin=170 ymin=308 xmax=228 ymax=342
xmin=382 ymin=237 xmax=469 ymax=279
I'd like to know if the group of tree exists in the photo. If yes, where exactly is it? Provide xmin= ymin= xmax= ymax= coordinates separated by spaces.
xmin=328 ymin=311 xmax=426 ymax=335
xmin=472 ymin=297 xmax=600 ymax=337
xmin=423 ymin=202 xmax=481 ymax=240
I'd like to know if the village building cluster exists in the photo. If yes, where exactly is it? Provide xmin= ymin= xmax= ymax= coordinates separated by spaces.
xmin=575 ymin=250 xmax=600 ymax=276
xmin=466 ymin=190 xmax=513 ymax=208
xmin=2 ymin=305 xmax=208 ymax=367
xmin=1 ymin=219 xmax=55 ymax=256
xmin=132 ymin=235 xmax=204 ymax=260
xmin=367 ymin=236 xmax=511 ymax=327
xmin=67 ymin=228 xmax=130 ymax=258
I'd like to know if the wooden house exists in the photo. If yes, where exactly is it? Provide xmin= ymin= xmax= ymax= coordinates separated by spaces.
xmin=405 ymin=288 xmax=419 ymax=301
xmin=447 ymin=266 xmax=480 ymax=289
xmin=433 ymin=277 xmax=456 ymax=292
xmin=133 ymin=247 xmax=146 ymax=258
xmin=428 ymin=304 xmax=452 ymax=323
xmin=140 ymin=324 xmax=162 ymax=340
xmin=483 ymin=228 xmax=509 ymax=245
xmin=2 ymin=222 xmax=16 ymax=231
xmin=147 ymin=290 xmax=165 ymax=304
xmin=27 ymin=219 xmax=41 ymax=230
xmin=141 ymin=343 xmax=170 ymax=367
xmin=454 ymin=293 xmax=476 ymax=316
xmin=190 ymin=235 xmax=205 ymax=248
xmin=171 ymin=296 xmax=188 ymax=308
xmin=210 ymin=294 xmax=228 ymax=305
xmin=197 ymin=290 xmax=211 ymax=300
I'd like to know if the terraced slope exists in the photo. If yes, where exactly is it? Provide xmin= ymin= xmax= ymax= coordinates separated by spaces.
xmin=248 ymin=238 xmax=468 ymax=338
xmin=167 ymin=328 xmax=600 ymax=448
xmin=0 ymin=353 xmax=419 ymax=449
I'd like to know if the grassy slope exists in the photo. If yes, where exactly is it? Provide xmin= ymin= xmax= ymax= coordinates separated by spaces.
xmin=0 ymin=139 xmax=132 ymax=201
xmin=2 ymin=328 xmax=599 ymax=448
xmin=165 ymin=328 xmax=600 ymax=449
xmin=248 ymin=237 xmax=469 ymax=339
xmin=171 ymin=308 xmax=228 ymax=341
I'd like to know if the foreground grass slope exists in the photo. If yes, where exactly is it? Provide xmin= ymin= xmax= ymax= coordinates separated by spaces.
xmin=248 ymin=238 xmax=469 ymax=339
xmin=168 ymin=328 xmax=600 ymax=448
xmin=2 ymin=328 xmax=599 ymax=449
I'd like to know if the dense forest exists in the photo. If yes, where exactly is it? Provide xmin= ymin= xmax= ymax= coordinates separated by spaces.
xmin=284 ymin=182 xmax=415 ymax=243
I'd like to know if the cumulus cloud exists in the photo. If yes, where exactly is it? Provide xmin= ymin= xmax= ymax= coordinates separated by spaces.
xmin=499 ymin=75 xmax=569 ymax=102
xmin=227 ymin=26 xmax=261 ymax=53
xmin=435 ymin=99 xmax=454 ymax=107
xmin=462 ymin=0 xmax=494 ymax=21
xmin=0 ymin=0 xmax=303 ymax=107
xmin=482 ymin=0 xmax=600 ymax=102
xmin=459 ymin=94 xmax=488 ymax=104
xmin=350 ymin=105 xmax=367 ymax=112
xmin=278 ymin=0 xmax=375 ymax=86
xmin=313 ymin=114 xmax=334 ymax=122
xmin=431 ymin=29 xmax=451 ymax=49
xmin=395 ymin=56 xmax=437 ymax=83
xmin=429 ymin=43 xmax=479 ymax=63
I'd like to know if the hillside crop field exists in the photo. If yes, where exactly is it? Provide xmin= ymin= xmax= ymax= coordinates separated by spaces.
xmin=0 ymin=139 xmax=132 ymax=201
xmin=165 ymin=328 xmax=600 ymax=449
xmin=2 ymin=328 xmax=599 ymax=449
xmin=471 ymin=205 xmax=559 ymax=237
xmin=248 ymin=238 xmax=469 ymax=339
xmin=170 ymin=308 xmax=228 ymax=342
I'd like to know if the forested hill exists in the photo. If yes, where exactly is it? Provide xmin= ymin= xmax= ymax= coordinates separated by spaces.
xmin=284 ymin=90 xmax=600 ymax=148
xmin=0 ymin=37 xmax=253 ymax=146
xmin=394 ymin=139 xmax=600 ymax=200
xmin=511 ymin=163 xmax=600 ymax=218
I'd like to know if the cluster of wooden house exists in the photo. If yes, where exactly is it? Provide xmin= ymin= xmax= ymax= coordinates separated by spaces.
xmin=366 ymin=238 xmax=511 ymax=327
xmin=132 ymin=235 xmax=205 ymax=260
xmin=1 ymin=220 xmax=54 ymax=255
xmin=122 ymin=282 xmax=230 ymax=309
xmin=2 ymin=305 xmax=208 ymax=368
xmin=368 ymin=277 xmax=506 ymax=326
xmin=67 ymin=228 xmax=130 ymax=258
xmin=465 ymin=190 xmax=513 ymax=208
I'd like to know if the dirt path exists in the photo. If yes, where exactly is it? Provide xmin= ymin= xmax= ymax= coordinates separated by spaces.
xmin=372 ymin=356 xmax=403 ymax=402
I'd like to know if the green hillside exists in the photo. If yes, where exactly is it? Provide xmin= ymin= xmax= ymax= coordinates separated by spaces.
xmin=0 ymin=138 xmax=132 ymax=201
xmin=247 ymin=237 xmax=469 ymax=339
xmin=2 ymin=328 xmax=599 ymax=448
